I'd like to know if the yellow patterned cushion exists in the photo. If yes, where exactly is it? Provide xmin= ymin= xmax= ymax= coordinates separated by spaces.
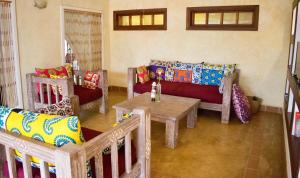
xmin=6 ymin=111 xmax=83 ymax=167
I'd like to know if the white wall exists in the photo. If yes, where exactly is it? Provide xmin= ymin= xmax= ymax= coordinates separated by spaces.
xmin=108 ymin=0 xmax=292 ymax=107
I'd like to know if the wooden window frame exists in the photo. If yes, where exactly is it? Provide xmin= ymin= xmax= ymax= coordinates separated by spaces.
xmin=113 ymin=8 xmax=167 ymax=31
xmin=186 ymin=5 xmax=259 ymax=31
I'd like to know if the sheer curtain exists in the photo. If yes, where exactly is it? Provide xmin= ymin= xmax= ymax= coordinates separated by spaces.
xmin=64 ymin=10 xmax=102 ymax=71
xmin=0 ymin=2 xmax=18 ymax=107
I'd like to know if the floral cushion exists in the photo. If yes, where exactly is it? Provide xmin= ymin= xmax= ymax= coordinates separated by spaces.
xmin=35 ymin=66 xmax=69 ymax=78
xmin=149 ymin=65 xmax=166 ymax=80
xmin=36 ymin=97 xmax=74 ymax=116
xmin=232 ymin=84 xmax=251 ymax=123
xmin=173 ymin=69 xmax=192 ymax=83
xmin=150 ymin=60 xmax=179 ymax=81
xmin=83 ymin=71 xmax=100 ymax=90
xmin=174 ymin=62 xmax=194 ymax=70
xmin=192 ymin=63 xmax=203 ymax=84
xmin=137 ymin=65 xmax=150 ymax=84
xmin=0 ymin=106 xmax=12 ymax=129
xmin=6 ymin=110 xmax=84 ymax=174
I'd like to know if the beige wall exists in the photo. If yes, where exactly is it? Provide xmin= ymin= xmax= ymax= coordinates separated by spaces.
xmin=16 ymin=0 xmax=109 ymax=108
xmin=108 ymin=0 xmax=293 ymax=107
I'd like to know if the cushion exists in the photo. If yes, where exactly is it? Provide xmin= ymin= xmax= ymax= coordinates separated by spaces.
xmin=149 ymin=60 xmax=179 ymax=81
xmin=232 ymin=84 xmax=251 ymax=123
xmin=173 ymin=69 xmax=192 ymax=83
xmin=192 ymin=63 xmax=203 ymax=84
xmin=83 ymin=71 xmax=100 ymax=90
xmin=40 ymin=86 xmax=103 ymax=106
xmin=50 ymin=74 xmax=68 ymax=95
xmin=36 ymin=97 xmax=74 ymax=116
xmin=0 ymin=106 xmax=12 ymax=129
xmin=174 ymin=62 xmax=194 ymax=70
xmin=136 ymin=65 xmax=150 ymax=84
xmin=64 ymin=63 xmax=73 ymax=77
xmin=148 ymin=65 xmax=166 ymax=80
xmin=134 ymin=80 xmax=223 ymax=104
xmin=35 ymin=66 xmax=68 ymax=78
xmin=201 ymin=69 xmax=224 ymax=86
xmin=6 ymin=111 xmax=83 ymax=173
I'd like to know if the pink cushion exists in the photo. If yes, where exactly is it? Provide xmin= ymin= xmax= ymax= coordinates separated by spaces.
xmin=232 ymin=84 xmax=251 ymax=123
xmin=134 ymin=80 xmax=223 ymax=104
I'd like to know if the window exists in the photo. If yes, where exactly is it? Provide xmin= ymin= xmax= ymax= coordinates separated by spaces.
xmin=113 ymin=8 xmax=167 ymax=30
xmin=186 ymin=5 xmax=259 ymax=31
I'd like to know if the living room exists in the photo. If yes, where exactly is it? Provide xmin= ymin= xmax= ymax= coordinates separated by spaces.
xmin=0 ymin=0 xmax=295 ymax=178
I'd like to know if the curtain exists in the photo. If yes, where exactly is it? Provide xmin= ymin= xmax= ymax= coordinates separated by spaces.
xmin=0 ymin=2 xmax=18 ymax=107
xmin=64 ymin=10 xmax=102 ymax=71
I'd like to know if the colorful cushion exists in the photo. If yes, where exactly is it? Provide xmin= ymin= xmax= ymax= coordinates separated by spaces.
xmin=36 ymin=97 xmax=74 ymax=116
xmin=150 ymin=60 xmax=179 ymax=81
xmin=232 ymin=84 xmax=251 ymax=123
xmin=137 ymin=66 xmax=150 ymax=84
xmin=6 ymin=111 xmax=83 ymax=173
xmin=174 ymin=62 xmax=194 ymax=70
xmin=148 ymin=65 xmax=166 ymax=80
xmin=50 ymin=74 xmax=68 ymax=95
xmin=83 ymin=71 xmax=100 ymax=90
xmin=192 ymin=63 xmax=203 ymax=84
xmin=173 ymin=69 xmax=192 ymax=83
xmin=0 ymin=106 xmax=12 ymax=129
xmin=201 ymin=69 xmax=224 ymax=86
xmin=35 ymin=66 xmax=69 ymax=78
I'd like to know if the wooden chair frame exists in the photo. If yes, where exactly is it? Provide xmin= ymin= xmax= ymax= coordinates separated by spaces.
xmin=128 ymin=67 xmax=239 ymax=124
xmin=26 ymin=69 xmax=109 ymax=115
xmin=0 ymin=107 xmax=151 ymax=178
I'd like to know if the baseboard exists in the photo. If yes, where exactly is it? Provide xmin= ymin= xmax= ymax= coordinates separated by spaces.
xmin=260 ymin=105 xmax=282 ymax=114
xmin=108 ymin=86 xmax=127 ymax=92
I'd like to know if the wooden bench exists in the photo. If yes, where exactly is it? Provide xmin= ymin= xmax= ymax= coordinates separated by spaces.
xmin=0 ymin=107 xmax=151 ymax=178
xmin=26 ymin=69 xmax=108 ymax=115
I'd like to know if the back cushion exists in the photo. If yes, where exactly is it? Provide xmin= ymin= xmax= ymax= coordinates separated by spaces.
xmin=137 ymin=65 xmax=150 ymax=84
xmin=192 ymin=63 xmax=203 ymax=85
xmin=150 ymin=60 xmax=180 ymax=81
xmin=0 ymin=106 xmax=12 ymax=129
xmin=200 ymin=63 xmax=225 ymax=86
xmin=173 ymin=69 xmax=192 ymax=83
xmin=83 ymin=71 xmax=100 ymax=90
xmin=35 ymin=66 xmax=69 ymax=78
xmin=148 ymin=65 xmax=166 ymax=80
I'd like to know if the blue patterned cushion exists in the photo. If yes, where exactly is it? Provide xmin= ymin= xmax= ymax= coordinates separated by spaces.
xmin=200 ymin=69 xmax=224 ymax=86
xmin=0 ymin=106 xmax=12 ymax=129
xmin=192 ymin=63 xmax=203 ymax=84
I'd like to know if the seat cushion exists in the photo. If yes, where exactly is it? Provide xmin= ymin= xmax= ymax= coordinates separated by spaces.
xmin=41 ymin=86 xmax=103 ymax=106
xmin=3 ymin=127 xmax=137 ymax=178
xmin=134 ymin=80 xmax=223 ymax=104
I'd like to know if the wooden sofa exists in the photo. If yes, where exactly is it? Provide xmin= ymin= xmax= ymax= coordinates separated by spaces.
xmin=128 ymin=67 xmax=239 ymax=124
xmin=26 ymin=69 xmax=108 ymax=115
xmin=0 ymin=107 xmax=151 ymax=178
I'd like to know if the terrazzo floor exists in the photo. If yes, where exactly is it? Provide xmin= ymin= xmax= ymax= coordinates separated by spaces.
xmin=80 ymin=90 xmax=285 ymax=178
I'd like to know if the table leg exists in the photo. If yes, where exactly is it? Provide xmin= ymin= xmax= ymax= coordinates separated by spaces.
xmin=165 ymin=120 xmax=179 ymax=149
xmin=187 ymin=106 xmax=197 ymax=128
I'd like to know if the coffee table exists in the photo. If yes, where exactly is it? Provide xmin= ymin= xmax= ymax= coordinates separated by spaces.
xmin=113 ymin=93 xmax=200 ymax=149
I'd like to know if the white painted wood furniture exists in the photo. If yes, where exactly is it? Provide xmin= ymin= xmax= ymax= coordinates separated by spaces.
xmin=113 ymin=93 xmax=200 ymax=149
xmin=0 ymin=107 xmax=151 ymax=178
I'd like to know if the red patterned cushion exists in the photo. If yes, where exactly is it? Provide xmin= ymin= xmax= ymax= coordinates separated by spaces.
xmin=83 ymin=71 xmax=100 ymax=89
xmin=36 ymin=97 xmax=74 ymax=116
xmin=35 ymin=66 xmax=68 ymax=78
xmin=137 ymin=66 xmax=150 ymax=84
xmin=173 ymin=69 xmax=192 ymax=83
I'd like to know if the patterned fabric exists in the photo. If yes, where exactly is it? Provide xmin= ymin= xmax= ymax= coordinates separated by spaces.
xmin=149 ymin=65 xmax=166 ymax=80
xmin=192 ymin=63 xmax=203 ymax=84
xmin=36 ymin=97 xmax=74 ymax=116
xmin=232 ymin=84 xmax=251 ymax=123
xmin=6 ymin=111 xmax=83 ymax=173
xmin=64 ymin=11 xmax=102 ymax=71
xmin=35 ymin=66 xmax=69 ymax=78
xmin=201 ymin=69 xmax=224 ymax=86
xmin=137 ymin=66 xmax=150 ymax=84
xmin=64 ymin=63 xmax=73 ymax=77
xmin=173 ymin=69 xmax=192 ymax=83
xmin=149 ymin=60 xmax=179 ymax=81
xmin=0 ymin=106 xmax=12 ymax=129
xmin=83 ymin=71 xmax=100 ymax=90
xmin=174 ymin=62 xmax=194 ymax=70
xmin=224 ymin=64 xmax=236 ymax=76
xmin=50 ymin=74 xmax=68 ymax=95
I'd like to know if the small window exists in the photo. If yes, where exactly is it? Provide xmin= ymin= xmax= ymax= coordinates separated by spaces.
xmin=186 ymin=5 xmax=259 ymax=31
xmin=113 ymin=8 xmax=167 ymax=30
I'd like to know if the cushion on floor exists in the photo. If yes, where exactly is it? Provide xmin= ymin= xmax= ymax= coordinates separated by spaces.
xmin=40 ymin=85 xmax=103 ymax=106
xmin=3 ymin=127 xmax=137 ymax=178
xmin=134 ymin=80 xmax=223 ymax=104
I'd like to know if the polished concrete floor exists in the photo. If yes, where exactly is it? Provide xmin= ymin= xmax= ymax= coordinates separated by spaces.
xmin=80 ymin=90 xmax=285 ymax=178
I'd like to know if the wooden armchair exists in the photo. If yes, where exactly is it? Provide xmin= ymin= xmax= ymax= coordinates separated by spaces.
xmin=0 ymin=107 xmax=151 ymax=178
xmin=128 ymin=67 xmax=239 ymax=124
xmin=26 ymin=69 xmax=108 ymax=115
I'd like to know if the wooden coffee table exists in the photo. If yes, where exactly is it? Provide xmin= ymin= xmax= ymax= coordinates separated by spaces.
xmin=113 ymin=93 xmax=200 ymax=149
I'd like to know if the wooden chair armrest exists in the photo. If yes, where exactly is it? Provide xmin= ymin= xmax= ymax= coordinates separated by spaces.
xmin=128 ymin=67 xmax=138 ymax=99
